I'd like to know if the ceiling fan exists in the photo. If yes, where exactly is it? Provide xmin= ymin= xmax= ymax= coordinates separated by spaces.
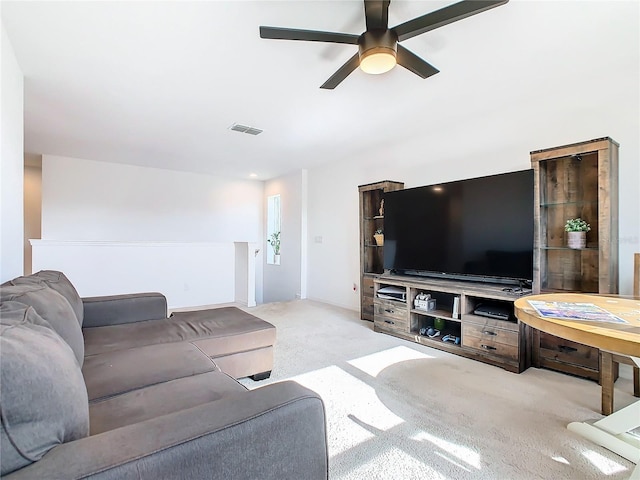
xmin=260 ymin=0 xmax=509 ymax=89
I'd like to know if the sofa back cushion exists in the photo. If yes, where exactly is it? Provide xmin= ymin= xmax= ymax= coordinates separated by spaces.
xmin=8 ymin=270 xmax=84 ymax=327
xmin=0 ymin=301 xmax=89 ymax=476
xmin=0 ymin=284 xmax=84 ymax=365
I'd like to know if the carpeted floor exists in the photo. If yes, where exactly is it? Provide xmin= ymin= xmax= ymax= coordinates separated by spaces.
xmin=239 ymin=299 xmax=636 ymax=480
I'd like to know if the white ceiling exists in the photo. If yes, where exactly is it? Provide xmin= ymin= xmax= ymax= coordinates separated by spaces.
xmin=2 ymin=1 xmax=638 ymax=180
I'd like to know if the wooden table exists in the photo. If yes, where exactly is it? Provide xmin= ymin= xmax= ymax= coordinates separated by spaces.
xmin=514 ymin=293 xmax=640 ymax=473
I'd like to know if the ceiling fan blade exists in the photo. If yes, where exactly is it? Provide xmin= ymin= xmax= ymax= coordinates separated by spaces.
xmin=392 ymin=0 xmax=509 ymax=42
xmin=260 ymin=26 xmax=359 ymax=45
xmin=320 ymin=53 xmax=360 ymax=89
xmin=396 ymin=45 xmax=439 ymax=79
xmin=364 ymin=0 xmax=390 ymax=31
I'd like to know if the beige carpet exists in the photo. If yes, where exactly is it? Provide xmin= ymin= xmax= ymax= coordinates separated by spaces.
xmin=239 ymin=299 xmax=636 ymax=480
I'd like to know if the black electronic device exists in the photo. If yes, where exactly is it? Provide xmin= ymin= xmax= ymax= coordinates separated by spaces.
xmin=383 ymin=169 xmax=534 ymax=286
xmin=473 ymin=302 xmax=512 ymax=321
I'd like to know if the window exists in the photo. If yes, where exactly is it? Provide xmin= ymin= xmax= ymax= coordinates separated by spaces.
xmin=266 ymin=194 xmax=281 ymax=265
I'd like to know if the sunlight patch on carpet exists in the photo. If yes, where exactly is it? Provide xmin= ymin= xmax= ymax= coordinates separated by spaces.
xmin=345 ymin=445 xmax=451 ymax=480
xmin=582 ymin=450 xmax=628 ymax=475
xmin=411 ymin=430 xmax=482 ymax=469
xmin=347 ymin=345 xmax=434 ymax=377
xmin=552 ymin=455 xmax=570 ymax=465
xmin=288 ymin=365 xmax=405 ymax=456
xmin=434 ymin=451 xmax=473 ymax=473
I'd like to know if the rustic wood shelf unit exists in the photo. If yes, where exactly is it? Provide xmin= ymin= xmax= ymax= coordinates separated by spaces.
xmin=529 ymin=137 xmax=619 ymax=381
xmin=373 ymin=275 xmax=531 ymax=373
xmin=358 ymin=180 xmax=404 ymax=321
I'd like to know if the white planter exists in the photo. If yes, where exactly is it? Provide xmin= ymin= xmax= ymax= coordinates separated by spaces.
xmin=274 ymin=254 xmax=281 ymax=265
xmin=567 ymin=231 xmax=586 ymax=249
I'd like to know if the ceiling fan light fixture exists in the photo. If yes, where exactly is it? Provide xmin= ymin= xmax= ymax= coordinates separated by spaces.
xmin=360 ymin=48 xmax=396 ymax=74
xmin=358 ymin=29 xmax=398 ymax=75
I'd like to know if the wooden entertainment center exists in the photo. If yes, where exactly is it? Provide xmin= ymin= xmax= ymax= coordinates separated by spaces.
xmin=373 ymin=274 xmax=530 ymax=372
xmin=358 ymin=137 xmax=619 ymax=376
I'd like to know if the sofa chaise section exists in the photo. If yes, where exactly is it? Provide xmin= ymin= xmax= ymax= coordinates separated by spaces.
xmin=82 ymin=304 xmax=276 ymax=381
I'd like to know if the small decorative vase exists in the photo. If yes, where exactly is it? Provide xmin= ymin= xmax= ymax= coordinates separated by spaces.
xmin=274 ymin=254 xmax=281 ymax=265
xmin=567 ymin=231 xmax=586 ymax=249
xmin=373 ymin=234 xmax=384 ymax=246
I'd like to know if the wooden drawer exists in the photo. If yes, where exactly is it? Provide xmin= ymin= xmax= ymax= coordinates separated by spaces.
xmin=374 ymin=300 xmax=407 ymax=321
xmin=538 ymin=331 xmax=599 ymax=370
xmin=374 ymin=315 xmax=409 ymax=333
xmin=362 ymin=276 xmax=375 ymax=297
xmin=462 ymin=333 xmax=519 ymax=360
xmin=462 ymin=322 xmax=519 ymax=347
xmin=462 ymin=314 xmax=519 ymax=332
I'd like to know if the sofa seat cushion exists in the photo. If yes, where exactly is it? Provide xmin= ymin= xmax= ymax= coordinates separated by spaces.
xmin=8 ymin=270 xmax=84 ymax=327
xmin=83 ymin=342 xmax=220 ymax=402
xmin=89 ymin=371 xmax=247 ymax=435
xmin=0 ymin=302 xmax=89 ymax=476
xmin=172 ymin=309 xmax=277 ymax=358
xmin=0 ymin=283 xmax=84 ymax=365
xmin=83 ymin=306 xmax=276 ymax=358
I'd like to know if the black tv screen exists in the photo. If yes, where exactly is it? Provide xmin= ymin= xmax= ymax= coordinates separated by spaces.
xmin=383 ymin=170 xmax=534 ymax=285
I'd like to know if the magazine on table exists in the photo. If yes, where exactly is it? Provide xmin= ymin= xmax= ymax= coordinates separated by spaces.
xmin=527 ymin=300 xmax=628 ymax=324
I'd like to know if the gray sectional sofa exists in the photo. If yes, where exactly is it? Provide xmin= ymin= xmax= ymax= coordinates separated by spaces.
xmin=0 ymin=270 xmax=328 ymax=479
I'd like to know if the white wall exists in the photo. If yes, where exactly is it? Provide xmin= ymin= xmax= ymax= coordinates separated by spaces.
xmin=42 ymin=155 xmax=263 ymax=242
xmin=31 ymin=240 xmax=235 ymax=308
xmin=306 ymin=8 xmax=640 ymax=310
xmin=24 ymin=154 xmax=42 ymax=274
xmin=0 ymin=23 xmax=24 ymax=281
xmin=37 ymin=155 xmax=264 ymax=307
xmin=263 ymin=170 xmax=306 ymax=302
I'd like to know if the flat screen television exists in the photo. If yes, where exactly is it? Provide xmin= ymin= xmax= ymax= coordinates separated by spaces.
xmin=383 ymin=169 xmax=534 ymax=286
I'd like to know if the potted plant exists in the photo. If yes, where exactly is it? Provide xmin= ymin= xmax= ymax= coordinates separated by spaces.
xmin=268 ymin=231 xmax=281 ymax=264
xmin=564 ymin=218 xmax=590 ymax=249
xmin=373 ymin=229 xmax=384 ymax=246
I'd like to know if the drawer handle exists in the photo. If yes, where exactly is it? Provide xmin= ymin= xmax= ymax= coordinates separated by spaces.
xmin=369 ymin=285 xmax=374 ymax=289
xmin=558 ymin=346 xmax=578 ymax=353
xmin=481 ymin=344 xmax=497 ymax=351
xmin=384 ymin=309 xmax=394 ymax=313
xmin=384 ymin=319 xmax=395 ymax=325
xmin=483 ymin=330 xmax=497 ymax=336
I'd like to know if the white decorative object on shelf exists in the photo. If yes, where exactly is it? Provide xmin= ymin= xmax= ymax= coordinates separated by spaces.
xmin=567 ymin=231 xmax=586 ymax=249
xmin=452 ymin=296 xmax=460 ymax=319
xmin=414 ymin=292 xmax=435 ymax=311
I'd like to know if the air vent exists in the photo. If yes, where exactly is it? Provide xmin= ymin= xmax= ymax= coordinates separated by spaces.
xmin=229 ymin=123 xmax=263 ymax=135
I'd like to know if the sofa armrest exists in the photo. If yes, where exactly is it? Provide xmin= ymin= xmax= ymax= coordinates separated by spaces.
xmin=82 ymin=293 xmax=168 ymax=327
xmin=5 ymin=381 xmax=328 ymax=480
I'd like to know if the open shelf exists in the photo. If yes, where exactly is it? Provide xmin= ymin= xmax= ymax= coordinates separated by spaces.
xmin=541 ymin=246 xmax=598 ymax=251
xmin=411 ymin=308 xmax=460 ymax=322
xmin=540 ymin=200 xmax=598 ymax=207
